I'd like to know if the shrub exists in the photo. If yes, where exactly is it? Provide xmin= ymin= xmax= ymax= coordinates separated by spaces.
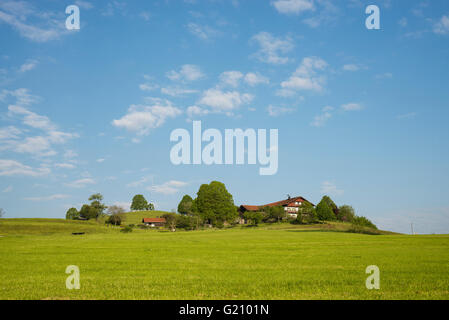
xmin=316 ymin=198 xmax=336 ymax=221
xmin=65 ymin=207 xmax=79 ymax=220
xmin=243 ymin=211 xmax=264 ymax=226
xmin=107 ymin=214 xmax=122 ymax=226
xmin=352 ymin=216 xmax=377 ymax=229
xmin=338 ymin=205 xmax=355 ymax=222
xmin=120 ymin=226 xmax=133 ymax=233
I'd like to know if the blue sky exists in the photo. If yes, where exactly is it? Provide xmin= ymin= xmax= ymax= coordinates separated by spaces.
xmin=1 ymin=0 xmax=448 ymax=234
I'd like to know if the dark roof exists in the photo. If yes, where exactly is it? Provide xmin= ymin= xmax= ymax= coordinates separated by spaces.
xmin=240 ymin=196 xmax=314 ymax=212
xmin=142 ymin=218 xmax=166 ymax=223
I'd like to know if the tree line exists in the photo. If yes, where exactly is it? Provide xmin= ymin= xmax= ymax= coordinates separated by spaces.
xmin=65 ymin=193 xmax=154 ymax=225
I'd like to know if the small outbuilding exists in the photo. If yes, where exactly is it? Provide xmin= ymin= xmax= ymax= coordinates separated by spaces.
xmin=142 ymin=218 xmax=166 ymax=227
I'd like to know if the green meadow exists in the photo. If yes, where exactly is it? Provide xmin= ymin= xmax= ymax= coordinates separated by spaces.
xmin=0 ymin=217 xmax=448 ymax=300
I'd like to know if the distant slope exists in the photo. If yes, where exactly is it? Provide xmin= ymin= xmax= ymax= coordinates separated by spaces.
xmin=122 ymin=210 xmax=171 ymax=225
xmin=0 ymin=218 xmax=113 ymax=235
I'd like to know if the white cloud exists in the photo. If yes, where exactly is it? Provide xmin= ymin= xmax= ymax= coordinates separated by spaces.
xmin=186 ymin=23 xmax=219 ymax=40
xmin=139 ymin=83 xmax=159 ymax=91
xmin=0 ymin=159 xmax=50 ymax=177
xmin=219 ymin=71 xmax=244 ymax=88
xmin=149 ymin=180 xmax=187 ymax=195
xmin=251 ymin=32 xmax=294 ymax=65
xmin=112 ymin=101 xmax=182 ymax=136
xmin=0 ymin=1 xmax=70 ymax=42
xmin=433 ymin=15 xmax=449 ymax=35
xmin=244 ymin=72 xmax=269 ymax=86
xmin=96 ymin=158 xmax=105 ymax=163
xmin=161 ymin=87 xmax=198 ymax=97
xmin=65 ymin=178 xmax=96 ymax=188
xmin=19 ymin=59 xmax=38 ymax=73
xmin=321 ymin=181 xmax=344 ymax=196
xmin=55 ymin=163 xmax=76 ymax=169
xmin=341 ymin=103 xmax=364 ymax=111
xmin=24 ymin=194 xmax=70 ymax=201
xmin=267 ymin=105 xmax=295 ymax=117
xmin=126 ymin=175 xmax=153 ymax=188
xmin=342 ymin=64 xmax=359 ymax=71
xmin=375 ymin=72 xmax=393 ymax=79
xmin=311 ymin=106 xmax=333 ymax=127
xmin=281 ymin=56 xmax=328 ymax=92
xmin=271 ymin=0 xmax=315 ymax=15
xmin=186 ymin=105 xmax=210 ymax=119
xmin=398 ymin=17 xmax=407 ymax=27
xmin=397 ymin=112 xmax=417 ymax=120
xmin=198 ymin=89 xmax=253 ymax=113
xmin=166 ymin=64 xmax=204 ymax=82
xmin=75 ymin=1 xmax=94 ymax=10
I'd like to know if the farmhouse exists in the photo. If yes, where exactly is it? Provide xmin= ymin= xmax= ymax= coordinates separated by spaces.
xmin=240 ymin=196 xmax=314 ymax=219
xmin=142 ymin=218 xmax=166 ymax=227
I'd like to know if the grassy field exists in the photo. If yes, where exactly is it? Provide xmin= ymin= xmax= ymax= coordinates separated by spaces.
xmin=0 ymin=218 xmax=448 ymax=300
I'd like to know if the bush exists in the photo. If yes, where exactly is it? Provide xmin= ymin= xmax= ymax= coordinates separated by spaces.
xmin=107 ymin=214 xmax=122 ymax=226
xmin=316 ymin=198 xmax=336 ymax=221
xmin=120 ymin=226 xmax=133 ymax=233
xmin=176 ymin=215 xmax=196 ymax=230
xmin=243 ymin=211 xmax=264 ymax=226
xmin=338 ymin=205 xmax=355 ymax=222
xmin=352 ymin=216 xmax=377 ymax=229
xmin=65 ymin=207 xmax=79 ymax=220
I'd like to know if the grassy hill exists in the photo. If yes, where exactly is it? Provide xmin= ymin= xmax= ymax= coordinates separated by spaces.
xmin=1 ymin=218 xmax=448 ymax=299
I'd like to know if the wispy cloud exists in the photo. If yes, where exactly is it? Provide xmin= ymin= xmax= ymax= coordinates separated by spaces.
xmin=0 ymin=1 xmax=71 ymax=42
xmin=24 ymin=194 xmax=70 ymax=201
xmin=281 ymin=56 xmax=328 ymax=92
xmin=149 ymin=180 xmax=188 ymax=195
xmin=251 ymin=32 xmax=294 ymax=65
xmin=321 ymin=181 xmax=344 ymax=196
xmin=65 ymin=178 xmax=96 ymax=188
xmin=0 ymin=159 xmax=50 ymax=177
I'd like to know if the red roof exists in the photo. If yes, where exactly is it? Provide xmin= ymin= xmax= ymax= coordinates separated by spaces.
xmin=240 ymin=196 xmax=314 ymax=212
xmin=142 ymin=218 xmax=166 ymax=223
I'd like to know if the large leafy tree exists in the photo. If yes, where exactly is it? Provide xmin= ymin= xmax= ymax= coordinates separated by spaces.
xmin=79 ymin=204 xmax=97 ymax=220
xmin=88 ymin=193 xmax=107 ymax=218
xmin=298 ymin=202 xmax=317 ymax=223
xmin=65 ymin=207 xmax=79 ymax=220
xmin=131 ymin=194 xmax=150 ymax=211
xmin=338 ymin=205 xmax=355 ymax=222
xmin=263 ymin=206 xmax=286 ymax=222
xmin=316 ymin=197 xmax=336 ymax=221
xmin=194 ymin=181 xmax=237 ymax=225
xmin=178 ymin=195 xmax=193 ymax=215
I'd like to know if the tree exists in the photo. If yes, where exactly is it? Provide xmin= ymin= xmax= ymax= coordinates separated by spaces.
xmin=316 ymin=197 xmax=336 ymax=221
xmin=107 ymin=214 xmax=122 ymax=226
xmin=194 ymin=181 xmax=237 ymax=226
xmin=65 ymin=208 xmax=79 ymax=220
xmin=338 ymin=205 xmax=355 ymax=222
xmin=298 ymin=202 xmax=317 ymax=224
xmin=162 ymin=213 xmax=177 ymax=232
xmin=148 ymin=203 xmax=155 ymax=211
xmin=263 ymin=206 xmax=286 ymax=222
xmin=352 ymin=216 xmax=377 ymax=229
xmin=178 ymin=195 xmax=193 ymax=215
xmin=131 ymin=194 xmax=150 ymax=211
xmin=176 ymin=215 xmax=196 ymax=230
xmin=244 ymin=211 xmax=264 ymax=226
xmin=79 ymin=204 xmax=97 ymax=220
xmin=88 ymin=193 xmax=107 ymax=218
xmin=0 ymin=208 xmax=5 ymax=218
xmin=107 ymin=205 xmax=126 ymax=216
xmin=322 ymin=195 xmax=339 ymax=217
